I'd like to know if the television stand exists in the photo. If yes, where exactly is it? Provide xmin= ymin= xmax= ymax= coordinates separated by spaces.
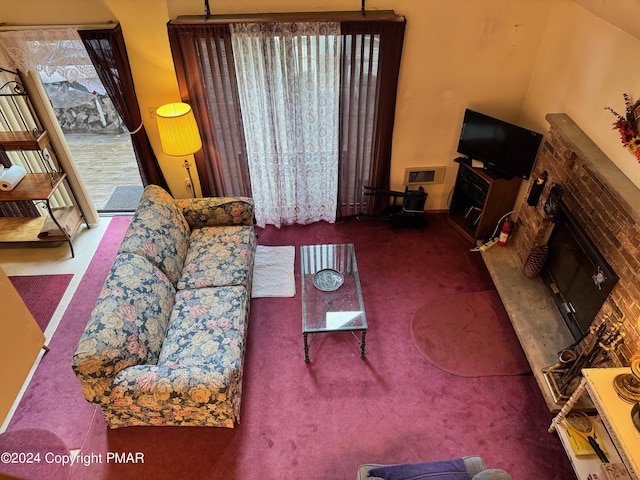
xmin=447 ymin=161 xmax=521 ymax=243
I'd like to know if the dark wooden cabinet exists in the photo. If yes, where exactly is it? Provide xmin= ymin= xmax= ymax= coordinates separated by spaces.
xmin=447 ymin=161 xmax=521 ymax=243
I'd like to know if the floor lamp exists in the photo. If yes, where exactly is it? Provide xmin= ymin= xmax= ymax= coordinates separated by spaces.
xmin=156 ymin=102 xmax=202 ymax=197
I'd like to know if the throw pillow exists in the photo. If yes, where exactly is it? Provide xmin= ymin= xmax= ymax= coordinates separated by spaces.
xmin=369 ymin=458 xmax=470 ymax=480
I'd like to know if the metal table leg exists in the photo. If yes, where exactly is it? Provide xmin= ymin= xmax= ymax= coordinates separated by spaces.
xmin=44 ymin=198 xmax=74 ymax=258
xmin=303 ymin=332 xmax=310 ymax=363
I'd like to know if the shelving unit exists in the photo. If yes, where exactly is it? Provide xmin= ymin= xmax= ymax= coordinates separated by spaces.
xmin=549 ymin=368 xmax=640 ymax=479
xmin=555 ymin=414 xmax=622 ymax=478
xmin=0 ymin=76 xmax=88 ymax=257
xmin=0 ymin=172 xmax=84 ymax=257
xmin=447 ymin=160 xmax=522 ymax=243
xmin=0 ymin=129 xmax=49 ymax=151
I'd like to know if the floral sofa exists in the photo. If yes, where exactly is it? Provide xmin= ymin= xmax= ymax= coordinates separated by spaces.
xmin=72 ymin=185 xmax=257 ymax=428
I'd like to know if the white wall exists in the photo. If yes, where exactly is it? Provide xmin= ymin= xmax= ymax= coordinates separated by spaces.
xmin=386 ymin=1 xmax=551 ymax=210
xmin=523 ymin=0 xmax=640 ymax=189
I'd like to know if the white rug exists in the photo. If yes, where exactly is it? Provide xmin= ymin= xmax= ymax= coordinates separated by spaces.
xmin=251 ymin=245 xmax=296 ymax=298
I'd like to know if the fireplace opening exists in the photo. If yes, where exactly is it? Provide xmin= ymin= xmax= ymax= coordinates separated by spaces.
xmin=540 ymin=201 xmax=619 ymax=341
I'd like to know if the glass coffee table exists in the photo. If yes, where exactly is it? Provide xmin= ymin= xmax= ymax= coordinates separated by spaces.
xmin=300 ymin=243 xmax=367 ymax=363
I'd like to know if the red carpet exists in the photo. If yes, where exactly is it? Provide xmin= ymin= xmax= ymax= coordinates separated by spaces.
xmin=9 ymin=274 xmax=73 ymax=331
xmin=3 ymin=214 xmax=574 ymax=480
xmin=411 ymin=291 xmax=531 ymax=377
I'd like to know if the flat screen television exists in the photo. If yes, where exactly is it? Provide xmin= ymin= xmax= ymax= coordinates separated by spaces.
xmin=457 ymin=108 xmax=543 ymax=180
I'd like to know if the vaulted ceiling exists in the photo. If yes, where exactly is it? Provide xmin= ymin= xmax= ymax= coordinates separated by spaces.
xmin=573 ymin=0 xmax=640 ymax=40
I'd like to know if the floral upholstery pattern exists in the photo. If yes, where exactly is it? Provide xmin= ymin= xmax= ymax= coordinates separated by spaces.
xmin=73 ymin=253 xmax=176 ymax=404
xmin=103 ymin=365 xmax=239 ymax=428
xmin=118 ymin=185 xmax=191 ymax=286
xmin=72 ymin=185 xmax=257 ymax=429
xmin=177 ymin=226 xmax=256 ymax=290
xmin=176 ymin=197 xmax=255 ymax=230
xmin=98 ymin=286 xmax=249 ymax=428
xmin=159 ymin=286 xmax=247 ymax=367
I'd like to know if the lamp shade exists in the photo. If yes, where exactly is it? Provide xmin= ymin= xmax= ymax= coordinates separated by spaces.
xmin=156 ymin=102 xmax=202 ymax=156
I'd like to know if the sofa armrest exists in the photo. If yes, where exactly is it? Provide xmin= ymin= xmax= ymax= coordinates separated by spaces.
xmin=72 ymin=304 xmax=171 ymax=405
xmin=98 ymin=364 xmax=242 ymax=427
xmin=175 ymin=197 xmax=255 ymax=229
xmin=72 ymin=351 xmax=139 ymax=406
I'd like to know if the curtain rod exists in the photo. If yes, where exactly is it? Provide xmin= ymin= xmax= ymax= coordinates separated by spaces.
xmin=0 ymin=22 xmax=118 ymax=32
xmin=173 ymin=10 xmax=403 ymax=25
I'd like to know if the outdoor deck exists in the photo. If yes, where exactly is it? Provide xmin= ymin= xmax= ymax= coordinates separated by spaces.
xmin=65 ymin=133 xmax=143 ymax=212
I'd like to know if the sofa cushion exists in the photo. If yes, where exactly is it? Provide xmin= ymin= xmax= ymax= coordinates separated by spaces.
xmin=72 ymin=253 xmax=176 ymax=403
xmin=177 ymin=225 xmax=256 ymax=290
xmin=118 ymin=185 xmax=191 ymax=286
xmin=158 ymin=285 xmax=249 ymax=368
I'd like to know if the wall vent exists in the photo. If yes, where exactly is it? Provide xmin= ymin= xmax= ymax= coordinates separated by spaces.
xmin=404 ymin=166 xmax=446 ymax=186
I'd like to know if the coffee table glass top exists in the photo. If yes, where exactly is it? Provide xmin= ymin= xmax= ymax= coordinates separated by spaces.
xmin=300 ymin=243 xmax=367 ymax=333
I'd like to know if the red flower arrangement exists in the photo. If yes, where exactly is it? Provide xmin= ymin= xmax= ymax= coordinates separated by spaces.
xmin=605 ymin=93 xmax=640 ymax=163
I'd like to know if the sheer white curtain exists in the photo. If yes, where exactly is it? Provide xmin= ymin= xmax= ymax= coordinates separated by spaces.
xmin=0 ymin=29 xmax=103 ymax=94
xmin=0 ymin=29 xmax=99 ymax=225
xmin=230 ymin=22 xmax=340 ymax=228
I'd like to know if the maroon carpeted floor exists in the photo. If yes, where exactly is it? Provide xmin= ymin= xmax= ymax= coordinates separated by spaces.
xmin=4 ymin=214 xmax=574 ymax=480
xmin=411 ymin=290 xmax=531 ymax=377
xmin=9 ymin=274 xmax=73 ymax=331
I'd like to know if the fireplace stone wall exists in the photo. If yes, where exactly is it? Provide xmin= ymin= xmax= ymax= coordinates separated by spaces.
xmin=512 ymin=113 xmax=640 ymax=366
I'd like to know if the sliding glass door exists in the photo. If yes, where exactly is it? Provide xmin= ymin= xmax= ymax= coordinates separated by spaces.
xmin=168 ymin=15 xmax=405 ymax=226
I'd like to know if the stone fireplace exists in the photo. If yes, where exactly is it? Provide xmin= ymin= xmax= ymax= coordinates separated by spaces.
xmin=512 ymin=113 xmax=640 ymax=367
